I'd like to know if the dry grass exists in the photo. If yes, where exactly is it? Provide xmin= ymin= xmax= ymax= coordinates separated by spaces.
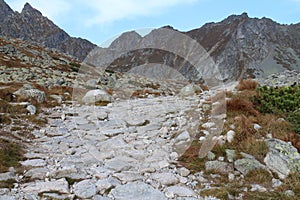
xmin=0 ymin=139 xmax=24 ymax=173
xmin=227 ymin=98 xmax=259 ymax=116
xmin=245 ymin=169 xmax=273 ymax=187
xmin=236 ymin=79 xmax=258 ymax=91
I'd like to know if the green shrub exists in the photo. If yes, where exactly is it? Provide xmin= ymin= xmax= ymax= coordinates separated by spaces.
xmin=253 ymin=85 xmax=300 ymax=134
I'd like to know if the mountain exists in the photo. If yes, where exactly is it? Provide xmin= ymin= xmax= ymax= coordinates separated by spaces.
xmin=0 ymin=0 xmax=96 ymax=61
xmin=185 ymin=13 xmax=300 ymax=81
xmin=98 ymin=13 xmax=300 ymax=82
xmin=1 ymin=0 xmax=299 ymax=81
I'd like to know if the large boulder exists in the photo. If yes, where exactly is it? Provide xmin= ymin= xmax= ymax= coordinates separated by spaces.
xmin=82 ymin=89 xmax=112 ymax=104
xmin=179 ymin=84 xmax=202 ymax=97
xmin=234 ymin=157 xmax=269 ymax=175
xmin=264 ymin=138 xmax=300 ymax=179
xmin=14 ymin=84 xmax=46 ymax=103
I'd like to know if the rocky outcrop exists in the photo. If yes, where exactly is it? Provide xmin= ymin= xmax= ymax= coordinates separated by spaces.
xmin=0 ymin=1 xmax=95 ymax=61
xmin=264 ymin=138 xmax=300 ymax=179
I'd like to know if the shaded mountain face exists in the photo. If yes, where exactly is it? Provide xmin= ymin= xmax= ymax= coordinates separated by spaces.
xmin=0 ymin=1 xmax=96 ymax=61
xmin=185 ymin=13 xmax=300 ymax=81
xmin=100 ymin=13 xmax=300 ymax=82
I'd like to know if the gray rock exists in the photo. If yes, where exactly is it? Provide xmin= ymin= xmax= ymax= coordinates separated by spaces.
xmin=250 ymin=184 xmax=267 ymax=192
xmin=151 ymin=173 xmax=179 ymax=186
xmin=205 ymin=161 xmax=234 ymax=174
xmin=113 ymin=171 xmax=144 ymax=183
xmin=49 ymin=94 xmax=63 ymax=104
xmin=272 ymin=178 xmax=283 ymax=188
xmin=74 ymin=180 xmax=97 ymax=199
xmin=0 ymin=171 xmax=15 ymax=182
xmin=165 ymin=186 xmax=196 ymax=198
xmin=226 ymin=130 xmax=235 ymax=143
xmin=0 ymin=196 xmax=15 ymax=200
xmin=96 ymin=179 xmax=114 ymax=195
xmin=109 ymin=181 xmax=167 ymax=200
xmin=24 ymin=168 xmax=49 ymax=180
xmin=225 ymin=149 xmax=236 ymax=162
xmin=104 ymin=158 xmax=132 ymax=172
xmin=42 ymin=193 xmax=70 ymax=200
xmin=21 ymin=159 xmax=46 ymax=167
xmin=179 ymin=167 xmax=191 ymax=177
xmin=207 ymin=151 xmax=216 ymax=161
xmin=23 ymin=178 xmax=69 ymax=194
xmin=14 ymin=85 xmax=46 ymax=103
xmin=264 ymin=138 xmax=300 ymax=179
xmin=179 ymin=84 xmax=201 ymax=97
xmin=284 ymin=190 xmax=295 ymax=197
xmin=26 ymin=104 xmax=37 ymax=115
xmin=176 ymin=131 xmax=191 ymax=141
xmin=82 ymin=89 xmax=112 ymax=104
xmin=234 ymin=158 xmax=268 ymax=175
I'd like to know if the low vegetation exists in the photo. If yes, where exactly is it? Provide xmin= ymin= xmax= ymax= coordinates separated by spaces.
xmin=253 ymin=85 xmax=300 ymax=134
xmin=179 ymin=79 xmax=300 ymax=199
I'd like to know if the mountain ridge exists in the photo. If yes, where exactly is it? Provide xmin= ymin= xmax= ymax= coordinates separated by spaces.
xmin=0 ymin=0 xmax=299 ymax=81
xmin=0 ymin=0 xmax=96 ymax=61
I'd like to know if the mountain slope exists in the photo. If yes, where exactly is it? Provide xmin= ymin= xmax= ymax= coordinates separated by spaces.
xmin=101 ymin=13 xmax=300 ymax=82
xmin=185 ymin=13 xmax=300 ymax=81
xmin=0 ymin=1 xmax=96 ymax=61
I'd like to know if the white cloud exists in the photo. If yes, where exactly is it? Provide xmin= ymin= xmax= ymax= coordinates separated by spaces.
xmin=7 ymin=0 xmax=71 ymax=21
xmin=84 ymin=0 xmax=199 ymax=26
xmin=7 ymin=0 xmax=200 ymax=26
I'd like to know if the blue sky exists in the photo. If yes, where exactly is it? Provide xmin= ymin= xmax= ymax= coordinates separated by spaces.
xmin=6 ymin=0 xmax=300 ymax=46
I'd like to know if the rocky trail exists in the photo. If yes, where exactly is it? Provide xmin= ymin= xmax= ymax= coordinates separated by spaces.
xmin=1 ymin=92 xmax=216 ymax=199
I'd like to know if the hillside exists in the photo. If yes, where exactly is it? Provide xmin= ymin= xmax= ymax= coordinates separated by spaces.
xmin=0 ymin=0 xmax=96 ymax=61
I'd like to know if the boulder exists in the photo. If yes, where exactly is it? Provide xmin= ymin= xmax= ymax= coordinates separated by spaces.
xmin=205 ymin=161 xmax=234 ymax=174
xmin=14 ymin=84 xmax=46 ymax=103
xmin=109 ymin=181 xmax=167 ymax=200
xmin=82 ymin=89 xmax=112 ymax=104
xmin=179 ymin=84 xmax=202 ymax=97
xmin=23 ymin=178 xmax=69 ymax=194
xmin=234 ymin=157 xmax=268 ymax=175
xmin=73 ymin=180 xmax=97 ymax=199
xmin=264 ymin=138 xmax=300 ymax=179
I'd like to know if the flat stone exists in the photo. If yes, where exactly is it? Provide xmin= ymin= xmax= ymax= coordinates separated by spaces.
xmin=105 ymin=158 xmax=132 ymax=172
xmin=24 ymin=168 xmax=49 ymax=180
xmin=205 ymin=161 xmax=234 ymax=174
xmin=109 ymin=181 xmax=167 ymax=200
xmin=0 ymin=196 xmax=15 ymax=200
xmin=176 ymin=131 xmax=191 ymax=141
xmin=113 ymin=171 xmax=144 ymax=183
xmin=21 ymin=159 xmax=46 ymax=167
xmin=0 ymin=172 xmax=15 ymax=182
xmin=23 ymin=178 xmax=69 ymax=194
xmin=96 ymin=179 xmax=114 ymax=195
xmin=165 ymin=186 xmax=196 ymax=198
xmin=151 ymin=173 xmax=179 ymax=186
xmin=73 ymin=179 xmax=97 ymax=199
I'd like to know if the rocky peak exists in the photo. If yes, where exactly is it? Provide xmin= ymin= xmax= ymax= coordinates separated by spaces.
xmin=223 ymin=12 xmax=249 ymax=24
xmin=0 ymin=0 xmax=96 ymax=61
xmin=109 ymin=31 xmax=142 ymax=50
xmin=0 ymin=0 xmax=13 ymax=23
xmin=21 ymin=2 xmax=42 ymax=16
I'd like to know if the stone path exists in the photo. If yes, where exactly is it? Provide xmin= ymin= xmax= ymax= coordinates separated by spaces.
xmin=1 ymin=93 xmax=221 ymax=199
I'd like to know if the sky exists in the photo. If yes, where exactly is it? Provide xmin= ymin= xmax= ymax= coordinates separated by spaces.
xmin=6 ymin=0 xmax=300 ymax=46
